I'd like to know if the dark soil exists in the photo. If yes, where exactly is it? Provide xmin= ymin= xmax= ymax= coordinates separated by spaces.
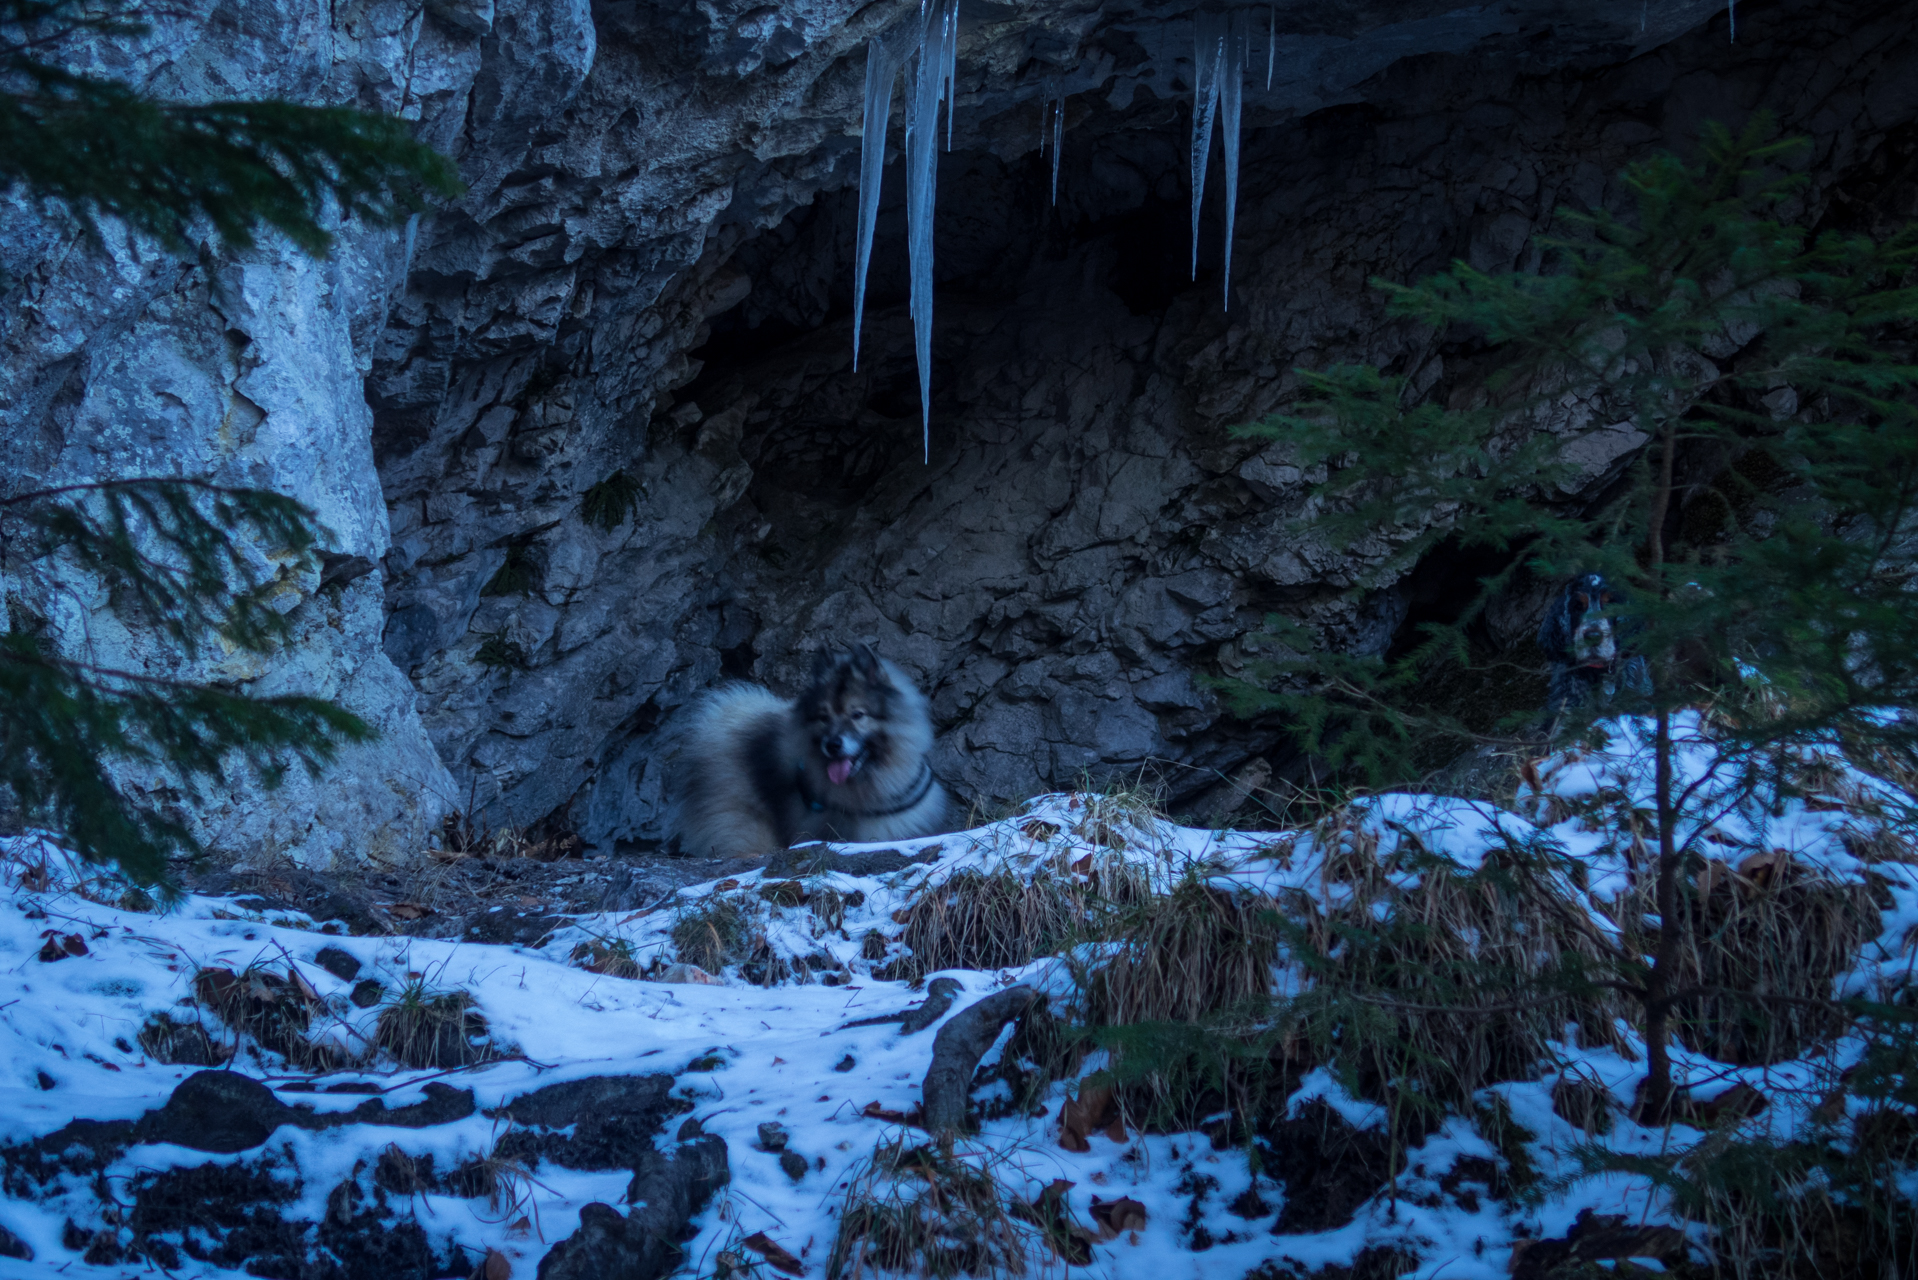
xmin=182 ymin=849 xmax=763 ymax=944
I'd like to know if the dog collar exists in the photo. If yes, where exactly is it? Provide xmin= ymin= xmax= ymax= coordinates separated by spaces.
xmin=797 ymin=760 xmax=936 ymax=818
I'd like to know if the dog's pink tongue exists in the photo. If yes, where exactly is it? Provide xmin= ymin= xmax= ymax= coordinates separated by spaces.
xmin=827 ymin=759 xmax=855 ymax=786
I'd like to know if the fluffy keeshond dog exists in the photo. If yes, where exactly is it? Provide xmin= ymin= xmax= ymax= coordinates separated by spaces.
xmin=675 ymin=645 xmax=951 ymax=858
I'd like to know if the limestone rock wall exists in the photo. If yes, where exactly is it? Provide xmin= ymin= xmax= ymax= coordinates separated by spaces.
xmin=0 ymin=0 xmax=483 ymax=865
xmin=5 ymin=0 xmax=1916 ymax=861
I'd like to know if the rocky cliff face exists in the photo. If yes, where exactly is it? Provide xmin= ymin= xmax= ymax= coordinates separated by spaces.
xmin=6 ymin=0 xmax=1916 ymax=862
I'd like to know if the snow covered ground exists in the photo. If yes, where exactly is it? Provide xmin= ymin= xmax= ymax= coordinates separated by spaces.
xmin=0 ymin=714 xmax=1912 ymax=1278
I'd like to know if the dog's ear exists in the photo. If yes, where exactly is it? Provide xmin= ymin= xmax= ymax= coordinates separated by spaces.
xmin=850 ymin=643 xmax=881 ymax=677
xmin=810 ymin=648 xmax=840 ymax=682
xmin=1537 ymin=586 xmax=1573 ymax=658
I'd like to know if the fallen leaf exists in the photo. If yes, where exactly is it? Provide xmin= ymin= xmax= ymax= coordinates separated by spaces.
xmin=287 ymin=966 xmax=321 ymax=1003
xmin=388 ymin=902 xmax=432 ymax=920
xmin=741 ymin=1232 xmax=804 ymax=1277
xmin=36 ymin=933 xmax=86 ymax=962
xmin=1089 ymin=1196 xmax=1147 ymax=1237
xmin=712 ymin=878 xmax=740 ymax=892
xmin=658 ymin=962 xmax=723 ymax=986
xmin=506 ymin=1216 xmax=532 ymax=1238
xmin=860 ymin=1101 xmax=923 ymax=1127
xmin=477 ymin=1247 xmax=512 ymax=1280
xmin=1737 ymin=849 xmax=1788 ymax=886
xmin=1059 ymin=1082 xmax=1116 ymax=1150
xmin=1691 ymin=1082 xmax=1769 ymax=1125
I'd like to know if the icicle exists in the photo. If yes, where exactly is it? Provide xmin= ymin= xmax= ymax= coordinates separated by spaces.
xmin=851 ymin=35 xmax=901 ymax=371
xmin=905 ymin=0 xmax=960 ymax=461
xmin=1221 ymin=13 xmax=1245 ymax=309
xmin=1266 ymin=6 xmax=1275 ymax=91
xmin=943 ymin=0 xmax=960 ymax=149
xmin=1050 ymin=94 xmax=1064 ymax=205
xmin=1190 ymin=11 xmax=1226 ymax=281
xmin=1727 ymin=0 xmax=1735 ymax=42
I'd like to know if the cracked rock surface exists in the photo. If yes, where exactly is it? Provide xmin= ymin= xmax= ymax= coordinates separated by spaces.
xmin=3 ymin=0 xmax=1915 ymax=858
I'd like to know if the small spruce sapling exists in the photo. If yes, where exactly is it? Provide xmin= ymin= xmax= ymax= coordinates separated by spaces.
xmin=1 ymin=480 xmax=373 ymax=889
xmin=1221 ymin=116 xmax=1918 ymax=1120
xmin=0 ymin=0 xmax=463 ymax=890
xmin=0 ymin=0 xmax=461 ymax=256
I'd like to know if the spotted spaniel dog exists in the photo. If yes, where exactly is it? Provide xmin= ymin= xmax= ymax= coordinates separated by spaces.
xmin=1537 ymin=572 xmax=1653 ymax=719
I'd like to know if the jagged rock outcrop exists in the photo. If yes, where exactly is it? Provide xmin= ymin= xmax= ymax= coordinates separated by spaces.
xmin=5 ymin=0 xmax=1916 ymax=859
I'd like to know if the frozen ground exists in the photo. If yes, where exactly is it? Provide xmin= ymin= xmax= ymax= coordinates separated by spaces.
xmin=0 ymin=713 xmax=1913 ymax=1278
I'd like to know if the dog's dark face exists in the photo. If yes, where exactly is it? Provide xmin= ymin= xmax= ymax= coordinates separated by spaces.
xmin=798 ymin=645 xmax=905 ymax=786
xmin=1552 ymin=573 xmax=1623 ymax=669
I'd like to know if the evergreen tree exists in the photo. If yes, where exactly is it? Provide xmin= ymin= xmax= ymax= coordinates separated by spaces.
xmin=0 ymin=0 xmax=460 ymax=254
xmin=1221 ymin=117 xmax=1918 ymax=1119
xmin=0 ymin=1 xmax=461 ymax=887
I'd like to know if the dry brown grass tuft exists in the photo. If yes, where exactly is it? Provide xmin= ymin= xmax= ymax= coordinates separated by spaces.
xmin=671 ymin=893 xmax=790 ymax=985
xmin=895 ymin=852 xmax=1149 ymax=979
xmin=1283 ymin=805 xmax=1632 ymax=1100
xmin=136 ymin=1010 xmax=229 ymax=1066
xmin=1072 ymin=874 xmax=1281 ymax=1029
xmin=375 ymin=980 xmax=502 ymax=1069
xmin=570 ymin=935 xmax=644 ymax=979
xmin=1624 ymin=851 xmax=1882 ymax=1065
xmin=191 ymin=963 xmax=345 ymax=1071
xmin=827 ymin=1137 xmax=1058 ymax=1280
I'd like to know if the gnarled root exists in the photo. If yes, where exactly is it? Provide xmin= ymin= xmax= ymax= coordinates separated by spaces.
xmin=920 ymin=985 xmax=1040 ymax=1137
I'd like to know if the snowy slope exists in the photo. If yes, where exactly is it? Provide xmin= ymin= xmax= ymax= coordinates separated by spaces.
xmin=0 ymin=714 xmax=1912 ymax=1278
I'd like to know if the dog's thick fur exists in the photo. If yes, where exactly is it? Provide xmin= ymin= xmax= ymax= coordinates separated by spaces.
xmin=1537 ymin=571 xmax=1652 ymax=717
xmin=676 ymin=646 xmax=951 ymax=858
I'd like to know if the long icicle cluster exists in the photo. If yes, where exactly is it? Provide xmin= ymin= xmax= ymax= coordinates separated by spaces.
xmin=1050 ymin=90 xmax=1065 ymax=205
xmin=1191 ymin=10 xmax=1250 ymax=309
xmin=851 ymin=0 xmax=960 ymax=463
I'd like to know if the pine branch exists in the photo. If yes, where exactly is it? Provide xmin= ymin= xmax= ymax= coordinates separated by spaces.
xmin=2 ymin=477 xmax=374 ymax=885
xmin=6 ymin=477 xmax=327 ymax=657
xmin=0 ymin=0 xmax=462 ymax=255
xmin=0 ymin=637 xmax=371 ymax=886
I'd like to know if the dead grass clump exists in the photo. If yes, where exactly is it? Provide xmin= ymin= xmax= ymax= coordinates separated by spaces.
xmin=136 ymin=1010 xmax=228 ymax=1066
xmin=1068 ymin=779 xmax=1166 ymax=851
xmin=1288 ymin=806 xmax=1631 ymax=1105
xmin=827 ymin=1138 xmax=1049 ymax=1280
xmin=191 ymin=964 xmax=342 ymax=1070
xmin=811 ymin=884 xmax=864 ymax=932
xmin=1074 ymin=873 xmax=1281 ymax=1029
xmin=1629 ymin=852 xmax=1882 ymax=1065
xmin=436 ymin=809 xmax=583 ymax=862
xmin=375 ymin=980 xmax=501 ymax=1069
xmin=898 ymin=869 xmax=1078 ymax=978
xmin=570 ymin=935 xmax=643 ymax=979
xmin=1062 ymin=874 xmax=1288 ymax=1132
xmin=671 ymin=895 xmax=758 ymax=973
xmin=897 ymin=853 xmax=1148 ymax=979
xmin=671 ymin=894 xmax=790 ymax=986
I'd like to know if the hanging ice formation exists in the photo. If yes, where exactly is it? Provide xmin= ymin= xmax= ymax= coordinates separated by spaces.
xmin=1049 ymin=92 xmax=1065 ymax=205
xmin=850 ymin=0 xmax=960 ymax=460
xmin=1191 ymin=10 xmax=1249 ymax=309
xmin=1266 ymin=7 xmax=1274 ymax=90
